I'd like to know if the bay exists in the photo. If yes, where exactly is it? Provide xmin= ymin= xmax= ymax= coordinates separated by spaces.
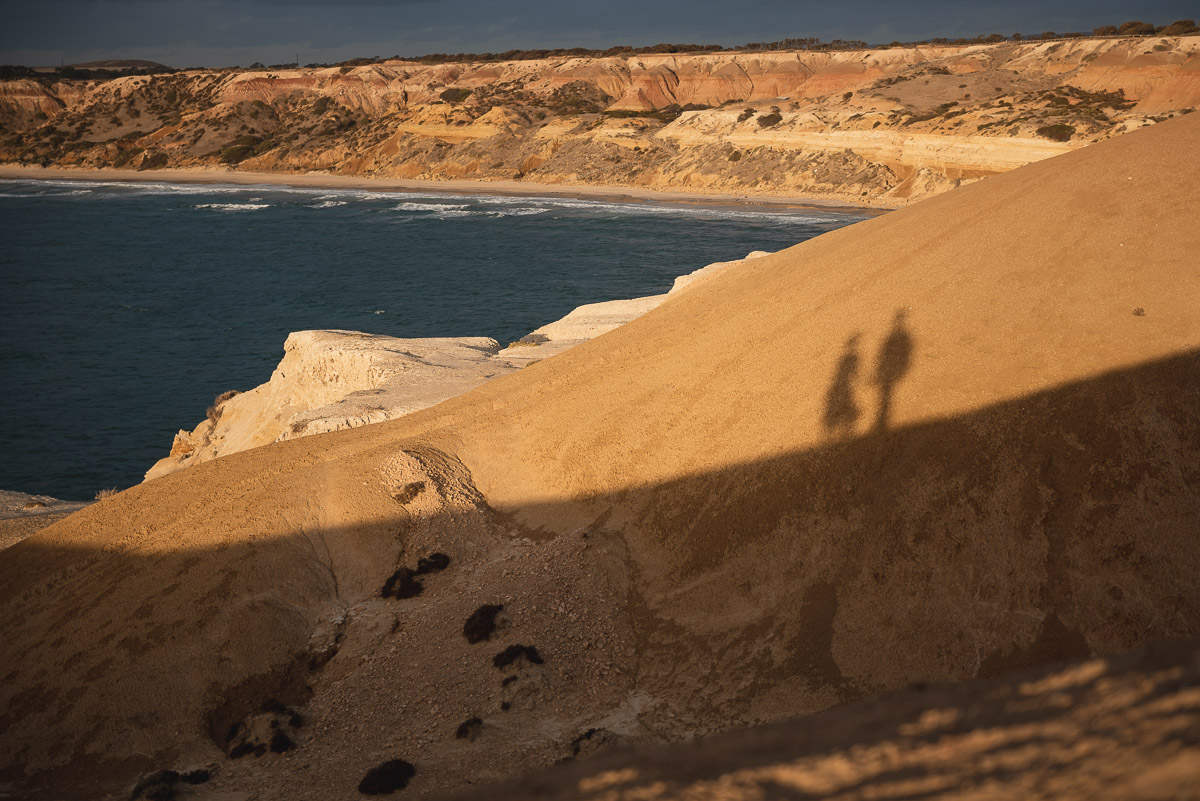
xmin=0 ymin=178 xmax=868 ymax=499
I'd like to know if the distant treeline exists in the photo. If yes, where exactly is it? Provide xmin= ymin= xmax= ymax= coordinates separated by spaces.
xmin=375 ymin=19 xmax=1197 ymax=65
xmin=0 ymin=63 xmax=176 ymax=81
xmin=3 ymin=19 xmax=1196 ymax=81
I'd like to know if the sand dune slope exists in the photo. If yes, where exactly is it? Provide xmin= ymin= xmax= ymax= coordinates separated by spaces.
xmin=443 ymin=637 xmax=1200 ymax=801
xmin=1 ymin=116 xmax=1198 ymax=800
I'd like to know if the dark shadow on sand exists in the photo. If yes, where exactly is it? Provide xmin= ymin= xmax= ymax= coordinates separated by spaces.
xmin=3 ymin=349 xmax=1199 ymax=800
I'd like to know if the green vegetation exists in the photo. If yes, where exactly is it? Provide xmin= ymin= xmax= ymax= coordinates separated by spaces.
xmin=603 ymin=103 xmax=709 ymax=123
xmin=439 ymin=87 xmax=472 ymax=103
xmin=137 ymin=151 xmax=168 ymax=170
xmin=546 ymin=81 xmax=611 ymax=114
xmin=111 ymin=146 xmax=143 ymax=168
xmin=217 ymin=134 xmax=276 ymax=163
xmin=1036 ymin=123 xmax=1075 ymax=141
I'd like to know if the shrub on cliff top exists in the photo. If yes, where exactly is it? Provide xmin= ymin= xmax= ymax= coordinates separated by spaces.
xmin=206 ymin=390 xmax=240 ymax=424
xmin=756 ymin=111 xmax=783 ymax=128
xmin=1159 ymin=19 xmax=1199 ymax=35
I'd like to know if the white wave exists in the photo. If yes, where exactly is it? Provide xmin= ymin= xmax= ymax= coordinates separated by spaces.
xmin=309 ymin=200 xmax=347 ymax=208
xmin=393 ymin=201 xmax=470 ymax=212
xmin=193 ymin=202 xmax=270 ymax=211
xmin=0 ymin=177 xmax=856 ymax=225
xmin=488 ymin=206 xmax=549 ymax=217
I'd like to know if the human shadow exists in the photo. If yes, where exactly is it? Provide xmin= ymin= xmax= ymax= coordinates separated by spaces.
xmin=5 ymin=347 xmax=1200 ymax=801
xmin=873 ymin=310 xmax=914 ymax=432
xmin=822 ymin=334 xmax=862 ymax=437
xmin=822 ymin=311 xmax=915 ymax=438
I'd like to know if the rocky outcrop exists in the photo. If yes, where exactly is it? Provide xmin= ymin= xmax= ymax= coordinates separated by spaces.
xmin=145 ymin=252 xmax=766 ymax=480
xmin=4 ymin=36 xmax=1197 ymax=206
xmin=145 ymin=332 xmax=513 ymax=481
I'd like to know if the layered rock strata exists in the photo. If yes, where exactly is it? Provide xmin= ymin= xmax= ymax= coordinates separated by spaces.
xmin=3 ymin=36 xmax=1198 ymax=205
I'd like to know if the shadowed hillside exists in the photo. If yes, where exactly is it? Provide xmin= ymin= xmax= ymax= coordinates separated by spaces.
xmin=0 ymin=114 xmax=1197 ymax=800
xmin=441 ymin=637 xmax=1200 ymax=801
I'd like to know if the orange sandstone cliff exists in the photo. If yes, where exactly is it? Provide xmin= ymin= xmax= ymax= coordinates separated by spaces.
xmin=2 ymin=36 xmax=1198 ymax=204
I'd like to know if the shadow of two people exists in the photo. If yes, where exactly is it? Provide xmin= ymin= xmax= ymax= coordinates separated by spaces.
xmin=823 ymin=310 xmax=913 ymax=437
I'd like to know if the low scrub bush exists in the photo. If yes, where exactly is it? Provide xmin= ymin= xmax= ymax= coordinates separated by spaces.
xmin=358 ymin=760 xmax=416 ymax=795
xmin=493 ymin=644 xmax=543 ymax=668
xmin=112 ymin=147 xmax=143 ymax=168
xmin=463 ymin=604 xmax=504 ymax=643
xmin=138 ymin=151 xmax=168 ymax=170
xmin=1036 ymin=123 xmax=1075 ymax=141
xmin=416 ymin=552 xmax=450 ymax=574
xmin=381 ymin=567 xmax=422 ymax=599
xmin=439 ymin=87 xmax=472 ymax=103
xmin=455 ymin=717 xmax=482 ymax=740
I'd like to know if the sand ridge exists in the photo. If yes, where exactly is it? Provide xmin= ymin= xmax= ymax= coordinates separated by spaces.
xmin=1 ymin=115 xmax=1198 ymax=799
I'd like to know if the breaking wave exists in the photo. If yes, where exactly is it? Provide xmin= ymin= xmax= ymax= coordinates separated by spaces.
xmin=193 ymin=202 xmax=270 ymax=211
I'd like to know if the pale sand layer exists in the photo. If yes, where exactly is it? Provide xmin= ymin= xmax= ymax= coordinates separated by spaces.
xmin=1 ymin=115 xmax=1197 ymax=800
xmin=0 ymin=491 xmax=91 ymax=551
xmin=0 ymin=164 xmax=893 ymax=212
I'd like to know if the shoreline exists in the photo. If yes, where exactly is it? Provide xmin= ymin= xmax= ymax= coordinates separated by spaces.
xmin=0 ymin=164 xmax=894 ymax=215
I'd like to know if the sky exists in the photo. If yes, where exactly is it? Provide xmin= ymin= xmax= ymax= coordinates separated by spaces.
xmin=1 ymin=0 xmax=1197 ymax=68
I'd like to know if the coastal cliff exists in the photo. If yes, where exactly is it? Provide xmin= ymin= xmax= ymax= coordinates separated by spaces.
xmin=145 ymin=253 xmax=763 ymax=480
xmin=2 ymin=36 xmax=1197 ymax=204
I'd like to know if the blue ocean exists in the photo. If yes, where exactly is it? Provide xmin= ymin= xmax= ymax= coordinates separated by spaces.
xmin=0 ymin=178 xmax=869 ymax=499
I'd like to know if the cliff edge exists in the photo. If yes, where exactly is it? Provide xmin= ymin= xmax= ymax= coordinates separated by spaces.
xmin=3 ymin=36 xmax=1198 ymax=205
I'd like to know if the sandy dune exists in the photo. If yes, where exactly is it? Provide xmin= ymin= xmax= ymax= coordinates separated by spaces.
xmin=1 ymin=115 xmax=1197 ymax=800
xmin=444 ymin=637 xmax=1200 ymax=801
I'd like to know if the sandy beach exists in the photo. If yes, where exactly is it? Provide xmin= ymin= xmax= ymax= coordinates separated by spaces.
xmin=0 ymin=164 xmax=893 ymax=213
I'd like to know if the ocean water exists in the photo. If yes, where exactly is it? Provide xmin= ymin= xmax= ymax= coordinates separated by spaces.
xmin=0 ymin=178 xmax=869 ymax=499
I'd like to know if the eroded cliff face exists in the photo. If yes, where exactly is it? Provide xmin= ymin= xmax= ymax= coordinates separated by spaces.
xmin=2 ymin=36 xmax=1198 ymax=204
xmin=144 ymin=254 xmax=763 ymax=481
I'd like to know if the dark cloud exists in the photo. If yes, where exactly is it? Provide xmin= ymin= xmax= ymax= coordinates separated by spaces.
xmin=1 ymin=0 xmax=1195 ymax=67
